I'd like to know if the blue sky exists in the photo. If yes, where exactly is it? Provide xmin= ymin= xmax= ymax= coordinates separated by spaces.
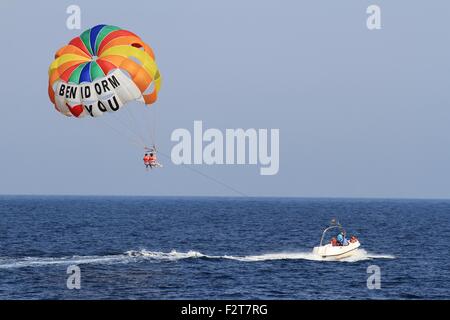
xmin=1 ymin=0 xmax=450 ymax=198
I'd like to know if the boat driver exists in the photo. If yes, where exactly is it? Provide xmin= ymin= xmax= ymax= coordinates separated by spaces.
xmin=337 ymin=231 xmax=349 ymax=246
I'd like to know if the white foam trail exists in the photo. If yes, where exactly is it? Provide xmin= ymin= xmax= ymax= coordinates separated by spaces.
xmin=0 ymin=254 xmax=130 ymax=269
xmin=0 ymin=249 xmax=394 ymax=269
xmin=221 ymin=252 xmax=323 ymax=262
xmin=338 ymin=249 xmax=395 ymax=262
xmin=126 ymin=249 xmax=206 ymax=260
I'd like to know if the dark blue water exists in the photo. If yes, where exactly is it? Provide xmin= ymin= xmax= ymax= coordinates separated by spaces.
xmin=0 ymin=196 xmax=449 ymax=299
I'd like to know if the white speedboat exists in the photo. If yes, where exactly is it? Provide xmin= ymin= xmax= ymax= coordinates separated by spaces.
xmin=312 ymin=220 xmax=360 ymax=259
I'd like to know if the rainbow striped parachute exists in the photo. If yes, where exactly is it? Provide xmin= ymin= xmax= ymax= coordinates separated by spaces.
xmin=48 ymin=24 xmax=161 ymax=118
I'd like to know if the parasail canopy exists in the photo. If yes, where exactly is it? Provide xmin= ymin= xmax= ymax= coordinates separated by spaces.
xmin=48 ymin=24 xmax=161 ymax=119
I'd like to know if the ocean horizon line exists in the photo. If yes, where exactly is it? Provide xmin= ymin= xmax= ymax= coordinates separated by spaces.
xmin=1 ymin=193 xmax=450 ymax=201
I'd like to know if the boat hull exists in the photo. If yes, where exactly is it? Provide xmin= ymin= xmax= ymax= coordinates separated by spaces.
xmin=312 ymin=241 xmax=360 ymax=259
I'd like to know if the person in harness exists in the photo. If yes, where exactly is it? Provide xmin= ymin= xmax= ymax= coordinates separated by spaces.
xmin=143 ymin=146 xmax=163 ymax=170
xmin=148 ymin=152 xmax=158 ymax=168
xmin=143 ymin=153 xmax=152 ymax=171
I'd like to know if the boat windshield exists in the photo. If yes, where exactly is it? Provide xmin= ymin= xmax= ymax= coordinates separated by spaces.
xmin=319 ymin=224 xmax=345 ymax=246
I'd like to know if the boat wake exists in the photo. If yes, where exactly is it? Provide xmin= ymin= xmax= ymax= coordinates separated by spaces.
xmin=0 ymin=254 xmax=129 ymax=269
xmin=0 ymin=249 xmax=395 ymax=269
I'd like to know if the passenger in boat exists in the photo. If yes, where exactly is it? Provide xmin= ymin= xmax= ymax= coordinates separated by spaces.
xmin=343 ymin=237 xmax=349 ymax=246
xmin=330 ymin=237 xmax=338 ymax=246
xmin=350 ymin=235 xmax=358 ymax=243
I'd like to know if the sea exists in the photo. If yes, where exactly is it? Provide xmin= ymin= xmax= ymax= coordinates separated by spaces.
xmin=0 ymin=196 xmax=448 ymax=299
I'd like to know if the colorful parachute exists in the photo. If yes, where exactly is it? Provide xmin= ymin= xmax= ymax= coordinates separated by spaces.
xmin=48 ymin=24 xmax=161 ymax=118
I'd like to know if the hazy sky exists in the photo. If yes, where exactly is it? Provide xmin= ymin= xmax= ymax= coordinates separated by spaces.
xmin=1 ymin=0 xmax=450 ymax=198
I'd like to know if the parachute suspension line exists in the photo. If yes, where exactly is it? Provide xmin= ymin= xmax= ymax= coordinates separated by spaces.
xmin=108 ymin=111 xmax=147 ymax=147
xmin=101 ymin=110 xmax=148 ymax=148
xmin=127 ymin=109 xmax=148 ymax=142
xmin=144 ymin=107 xmax=156 ymax=148
xmin=157 ymin=151 xmax=249 ymax=197
xmin=124 ymin=106 xmax=153 ymax=149
xmin=98 ymin=117 xmax=144 ymax=149
xmin=141 ymin=106 xmax=156 ymax=149
xmin=150 ymin=105 xmax=157 ymax=147
xmin=144 ymin=107 xmax=156 ymax=150
xmin=120 ymin=107 xmax=145 ymax=145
